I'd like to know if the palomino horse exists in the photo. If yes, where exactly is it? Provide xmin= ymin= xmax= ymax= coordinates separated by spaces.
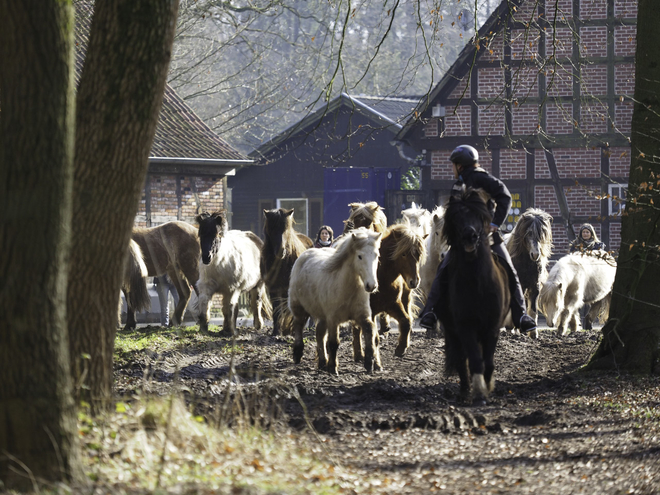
xmin=538 ymin=251 xmax=616 ymax=337
xmin=261 ymin=208 xmax=313 ymax=336
xmin=121 ymin=239 xmax=151 ymax=330
xmin=196 ymin=210 xmax=269 ymax=335
xmin=131 ymin=221 xmax=201 ymax=326
xmin=288 ymin=228 xmax=382 ymax=375
xmin=504 ymin=208 xmax=553 ymax=330
xmin=351 ymin=224 xmax=426 ymax=362
xmin=437 ymin=188 xmax=510 ymax=405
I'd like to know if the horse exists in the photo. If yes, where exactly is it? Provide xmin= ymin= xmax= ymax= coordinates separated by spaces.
xmin=503 ymin=208 xmax=553 ymax=332
xmin=261 ymin=208 xmax=313 ymax=336
xmin=195 ymin=210 xmax=269 ymax=335
xmin=288 ymin=227 xmax=382 ymax=375
xmin=401 ymin=202 xmax=432 ymax=237
xmin=437 ymin=188 xmax=510 ymax=405
xmin=538 ymin=251 xmax=616 ymax=337
xmin=120 ymin=239 xmax=151 ymax=330
xmin=351 ymin=224 xmax=426 ymax=362
xmin=131 ymin=221 xmax=201 ymax=326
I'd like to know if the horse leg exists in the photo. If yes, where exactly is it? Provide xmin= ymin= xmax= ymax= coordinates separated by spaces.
xmin=359 ymin=317 xmax=381 ymax=373
xmin=459 ymin=328 xmax=487 ymax=405
xmin=326 ymin=323 xmax=341 ymax=375
xmin=556 ymin=309 xmax=572 ymax=337
xmin=351 ymin=324 xmax=364 ymax=362
xmin=444 ymin=328 xmax=470 ymax=401
xmin=197 ymin=289 xmax=212 ymax=334
xmin=315 ymin=321 xmax=328 ymax=370
xmin=291 ymin=306 xmax=309 ymax=364
xmin=169 ymin=269 xmax=191 ymax=326
xmin=270 ymin=288 xmax=283 ymax=336
xmin=393 ymin=305 xmax=412 ymax=357
xmin=221 ymin=292 xmax=240 ymax=336
xmin=482 ymin=327 xmax=500 ymax=396
xmin=249 ymin=285 xmax=264 ymax=331
xmin=378 ymin=313 xmax=391 ymax=335
xmin=122 ymin=289 xmax=137 ymax=330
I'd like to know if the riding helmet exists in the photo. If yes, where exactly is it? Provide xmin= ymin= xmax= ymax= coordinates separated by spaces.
xmin=450 ymin=145 xmax=479 ymax=167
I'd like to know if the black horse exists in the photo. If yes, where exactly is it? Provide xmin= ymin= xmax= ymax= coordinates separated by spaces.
xmin=437 ymin=188 xmax=510 ymax=405
xmin=261 ymin=208 xmax=313 ymax=336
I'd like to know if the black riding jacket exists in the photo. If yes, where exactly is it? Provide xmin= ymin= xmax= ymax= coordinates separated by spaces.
xmin=457 ymin=166 xmax=512 ymax=228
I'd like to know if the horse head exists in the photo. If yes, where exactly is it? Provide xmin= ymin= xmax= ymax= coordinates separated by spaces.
xmin=263 ymin=208 xmax=294 ymax=259
xmin=386 ymin=224 xmax=427 ymax=289
xmin=349 ymin=227 xmax=382 ymax=293
xmin=345 ymin=202 xmax=387 ymax=234
xmin=195 ymin=210 xmax=228 ymax=265
xmin=538 ymin=281 xmax=563 ymax=327
xmin=443 ymin=188 xmax=492 ymax=257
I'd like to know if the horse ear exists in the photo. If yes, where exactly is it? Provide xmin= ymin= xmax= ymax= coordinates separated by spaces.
xmin=195 ymin=212 xmax=209 ymax=225
xmin=556 ymin=282 xmax=563 ymax=291
xmin=285 ymin=209 xmax=294 ymax=216
xmin=423 ymin=234 xmax=429 ymax=240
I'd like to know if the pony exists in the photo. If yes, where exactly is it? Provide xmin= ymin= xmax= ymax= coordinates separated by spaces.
xmin=417 ymin=205 xmax=449 ymax=337
xmin=261 ymin=208 xmax=313 ymax=336
xmin=401 ymin=202 xmax=432 ymax=237
xmin=196 ymin=210 xmax=269 ymax=335
xmin=503 ymin=208 xmax=553 ymax=331
xmin=437 ymin=188 xmax=510 ymax=405
xmin=288 ymin=228 xmax=382 ymax=375
xmin=351 ymin=224 xmax=426 ymax=361
xmin=120 ymin=239 xmax=151 ymax=330
xmin=538 ymin=251 xmax=616 ymax=337
xmin=131 ymin=221 xmax=201 ymax=326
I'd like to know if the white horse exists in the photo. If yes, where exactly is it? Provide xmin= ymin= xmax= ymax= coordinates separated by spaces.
xmin=418 ymin=205 xmax=449 ymax=299
xmin=538 ymin=251 xmax=616 ymax=336
xmin=195 ymin=211 xmax=269 ymax=335
xmin=401 ymin=202 xmax=432 ymax=237
xmin=288 ymin=227 xmax=382 ymax=375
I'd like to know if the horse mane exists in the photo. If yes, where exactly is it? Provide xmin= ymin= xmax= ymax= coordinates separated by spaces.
xmin=347 ymin=201 xmax=388 ymax=233
xmin=507 ymin=208 xmax=554 ymax=259
xmin=196 ymin=210 xmax=228 ymax=235
xmin=325 ymin=228 xmax=375 ymax=273
xmin=263 ymin=208 xmax=308 ymax=258
xmin=442 ymin=188 xmax=492 ymax=246
xmin=383 ymin=223 xmax=427 ymax=265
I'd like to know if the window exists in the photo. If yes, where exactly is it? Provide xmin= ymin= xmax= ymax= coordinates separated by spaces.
xmin=608 ymin=184 xmax=627 ymax=217
xmin=277 ymin=198 xmax=309 ymax=236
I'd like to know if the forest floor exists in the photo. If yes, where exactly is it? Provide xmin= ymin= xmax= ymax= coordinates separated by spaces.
xmin=111 ymin=320 xmax=660 ymax=494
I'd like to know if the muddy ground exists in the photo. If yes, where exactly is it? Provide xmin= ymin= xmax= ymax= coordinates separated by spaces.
xmin=114 ymin=321 xmax=660 ymax=494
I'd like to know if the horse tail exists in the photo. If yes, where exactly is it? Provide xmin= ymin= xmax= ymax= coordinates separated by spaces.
xmin=124 ymin=240 xmax=151 ymax=314
xmin=260 ymin=286 xmax=273 ymax=321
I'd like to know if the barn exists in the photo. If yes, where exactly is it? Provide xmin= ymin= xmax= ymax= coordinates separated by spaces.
xmin=228 ymin=93 xmax=421 ymax=238
xmin=395 ymin=0 xmax=637 ymax=254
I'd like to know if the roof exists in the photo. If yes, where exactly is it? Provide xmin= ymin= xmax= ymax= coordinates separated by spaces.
xmin=250 ymin=93 xmax=420 ymax=160
xmin=74 ymin=1 xmax=251 ymax=173
xmin=395 ymin=0 xmax=524 ymax=141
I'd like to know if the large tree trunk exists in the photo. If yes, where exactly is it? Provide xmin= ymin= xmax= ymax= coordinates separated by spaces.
xmin=68 ymin=0 xmax=179 ymax=412
xmin=0 ymin=0 xmax=84 ymax=489
xmin=588 ymin=0 xmax=660 ymax=373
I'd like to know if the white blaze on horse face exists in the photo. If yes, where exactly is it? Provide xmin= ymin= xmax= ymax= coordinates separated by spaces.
xmin=529 ymin=238 xmax=541 ymax=261
xmin=356 ymin=234 xmax=381 ymax=293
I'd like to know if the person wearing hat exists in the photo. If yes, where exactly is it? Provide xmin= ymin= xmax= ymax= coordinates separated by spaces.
xmin=419 ymin=144 xmax=538 ymax=337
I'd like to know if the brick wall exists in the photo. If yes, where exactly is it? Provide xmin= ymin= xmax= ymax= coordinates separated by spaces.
xmin=500 ymin=148 xmax=527 ymax=180
xmin=552 ymin=224 xmax=570 ymax=255
xmin=580 ymin=26 xmax=608 ymax=58
xmin=580 ymin=0 xmax=607 ymax=19
xmin=608 ymin=147 xmax=631 ymax=176
xmin=447 ymin=78 xmax=471 ymax=100
xmin=615 ymin=101 xmax=633 ymax=133
xmin=424 ymin=119 xmax=439 ymax=138
xmin=135 ymin=175 xmax=225 ymax=227
xmin=534 ymin=150 xmax=551 ymax=179
xmin=554 ymin=147 xmax=601 ymax=178
xmin=510 ymin=29 xmax=540 ymax=60
xmin=614 ymin=25 xmax=637 ymax=57
xmin=546 ymin=66 xmax=573 ymax=97
xmin=443 ymin=105 xmax=471 ymax=136
xmin=546 ymin=102 xmax=574 ymax=134
xmin=478 ymin=67 xmax=504 ymax=98
xmin=565 ymin=185 xmax=601 ymax=217
xmin=546 ymin=27 xmax=574 ymax=58
xmin=547 ymin=0 xmax=573 ymax=20
xmin=481 ymin=33 xmax=504 ymax=62
xmin=512 ymin=104 xmax=539 ymax=135
xmin=581 ymin=64 xmax=608 ymax=96
xmin=535 ymin=185 xmax=561 ymax=216
xmin=614 ymin=0 xmax=638 ymax=18
xmin=609 ymin=222 xmax=622 ymax=252
xmin=430 ymin=150 xmax=453 ymax=180
xmin=614 ymin=63 xmax=635 ymax=96
xmin=511 ymin=64 xmax=539 ymax=97
xmin=580 ymin=102 xmax=609 ymax=134
xmin=478 ymin=105 xmax=506 ymax=136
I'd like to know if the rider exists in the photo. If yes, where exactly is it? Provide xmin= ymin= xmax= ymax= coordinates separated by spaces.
xmin=419 ymin=144 xmax=538 ymax=336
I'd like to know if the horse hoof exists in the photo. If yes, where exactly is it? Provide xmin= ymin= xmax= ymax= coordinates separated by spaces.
xmin=472 ymin=397 xmax=487 ymax=407
xmin=394 ymin=346 xmax=407 ymax=357
xmin=528 ymin=329 xmax=539 ymax=339
xmin=364 ymin=359 xmax=374 ymax=374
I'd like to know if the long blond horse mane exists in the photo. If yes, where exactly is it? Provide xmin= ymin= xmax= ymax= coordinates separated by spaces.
xmin=325 ymin=229 xmax=376 ymax=273
xmin=347 ymin=201 xmax=388 ymax=233
xmin=384 ymin=223 xmax=427 ymax=265
xmin=507 ymin=208 xmax=553 ymax=260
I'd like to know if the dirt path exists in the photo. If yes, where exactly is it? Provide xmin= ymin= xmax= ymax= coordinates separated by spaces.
xmin=114 ymin=323 xmax=660 ymax=493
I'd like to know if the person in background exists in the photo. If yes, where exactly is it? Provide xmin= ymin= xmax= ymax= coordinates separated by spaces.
xmin=569 ymin=223 xmax=606 ymax=253
xmin=314 ymin=225 xmax=334 ymax=248
xmin=419 ymin=144 xmax=538 ymax=337
xmin=154 ymin=274 xmax=179 ymax=327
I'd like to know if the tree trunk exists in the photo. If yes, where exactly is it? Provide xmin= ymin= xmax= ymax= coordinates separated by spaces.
xmin=588 ymin=0 xmax=660 ymax=374
xmin=68 ymin=0 xmax=179 ymax=412
xmin=0 ymin=0 xmax=84 ymax=489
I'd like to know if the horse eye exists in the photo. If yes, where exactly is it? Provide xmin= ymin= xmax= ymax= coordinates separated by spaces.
xmin=358 ymin=255 xmax=363 ymax=260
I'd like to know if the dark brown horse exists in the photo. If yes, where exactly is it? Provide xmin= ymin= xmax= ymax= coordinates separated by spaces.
xmin=438 ymin=188 xmax=510 ymax=405
xmin=261 ymin=208 xmax=313 ymax=336
xmin=131 ymin=221 xmax=201 ymax=326
xmin=351 ymin=224 xmax=427 ymax=362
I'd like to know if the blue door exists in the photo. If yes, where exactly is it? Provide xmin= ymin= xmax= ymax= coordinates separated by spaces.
xmin=323 ymin=167 xmax=401 ymax=235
